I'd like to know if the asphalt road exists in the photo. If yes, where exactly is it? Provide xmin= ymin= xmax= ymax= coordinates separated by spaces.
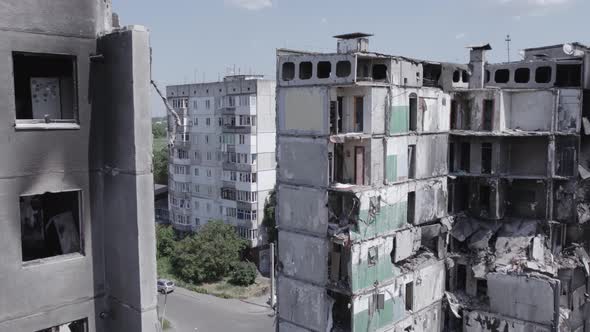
xmin=157 ymin=287 xmax=276 ymax=332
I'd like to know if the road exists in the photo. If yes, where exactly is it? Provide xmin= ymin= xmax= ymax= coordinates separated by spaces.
xmin=157 ymin=287 xmax=276 ymax=332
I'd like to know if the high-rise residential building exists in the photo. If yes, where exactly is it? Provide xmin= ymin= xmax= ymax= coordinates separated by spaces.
xmin=0 ymin=1 xmax=158 ymax=331
xmin=275 ymin=34 xmax=590 ymax=332
xmin=166 ymin=76 xmax=276 ymax=249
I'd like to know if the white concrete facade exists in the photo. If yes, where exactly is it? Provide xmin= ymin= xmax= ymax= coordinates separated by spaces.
xmin=166 ymin=76 xmax=276 ymax=247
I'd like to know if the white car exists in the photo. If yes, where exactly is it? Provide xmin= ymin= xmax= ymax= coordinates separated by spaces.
xmin=157 ymin=279 xmax=175 ymax=294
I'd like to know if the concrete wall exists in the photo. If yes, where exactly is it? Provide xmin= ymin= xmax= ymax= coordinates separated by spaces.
xmin=278 ymin=230 xmax=329 ymax=285
xmin=487 ymin=273 xmax=558 ymax=325
xmin=0 ymin=2 xmax=157 ymax=331
xmin=278 ymin=184 xmax=328 ymax=235
xmin=278 ymin=276 xmax=329 ymax=332
xmin=278 ymin=136 xmax=329 ymax=187
xmin=278 ymin=86 xmax=328 ymax=135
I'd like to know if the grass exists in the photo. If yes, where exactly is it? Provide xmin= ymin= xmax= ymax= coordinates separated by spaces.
xmin=157 ymin=256 xmax=270 ymax=299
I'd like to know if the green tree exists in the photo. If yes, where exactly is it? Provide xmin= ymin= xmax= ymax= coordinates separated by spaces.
xmin=170 ymin=221 xmax=247 ymax=283
xmin=153 ymin=146 xmax=169 ymax=185
xmin=156 ymin=224 xmax=176 ymax=258
xmin=152 ymin=122 xmax=167 ymax=138
xmin=262 ymin=189 xmax=277 ymax=243
xmin=229 ymin=261 xmax=257 ymax=286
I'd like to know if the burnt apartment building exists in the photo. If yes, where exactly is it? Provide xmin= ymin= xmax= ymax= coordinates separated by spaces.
xmin=0 ymin=1 xmax=159 ymax=331
xmin=275 ymin=34 xmax=590 ymax=332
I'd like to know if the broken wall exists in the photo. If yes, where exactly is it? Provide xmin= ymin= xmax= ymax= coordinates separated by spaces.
xmin=415 ymin=178 xmax=448 ymax=225
xmin=464 ymin=310 xmax=552 ymax=332
xmin=350 ymin=235 xmax=399 ymax=292
xmin=504 ymin=90 xmax=554 ymax=131
xmin=351 ymin=185 xmax=409 ymax=240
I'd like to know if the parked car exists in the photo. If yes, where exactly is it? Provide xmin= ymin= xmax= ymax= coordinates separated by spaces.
xmin=157 ymin=279 xmax=175 ymax=294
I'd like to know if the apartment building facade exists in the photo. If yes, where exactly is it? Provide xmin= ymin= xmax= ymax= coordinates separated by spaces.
xmin=0 ymin=1 xmax=158 ymax=331
xmin=276 ymin=34 xmax=590 ymax=332
xmin=166 ymin=76 xmax=276 ymax=247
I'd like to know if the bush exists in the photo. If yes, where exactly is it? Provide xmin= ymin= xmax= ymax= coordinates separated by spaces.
xmin=153 ymin=146 xmax=169 ymax=185
xmin=229 ymin=261 xmax=257 ymax=286
xmin=170 ymin=221 xmax=247 ymax=284
xmin=156 ymin=224 xmax=176 ymax=258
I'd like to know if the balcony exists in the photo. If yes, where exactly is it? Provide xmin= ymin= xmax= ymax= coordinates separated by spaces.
xmin=222 ymin=162 xmax=257 ymax=172
xmin=222 ymin=181 xmax=237 ymax=189
xmin=222 ymin=124 xmax=256 ymax=134
xmin=237 ymin=201 xmax=257 ymax=210
xmin=173 ymin=223 xmax=195 ymax=233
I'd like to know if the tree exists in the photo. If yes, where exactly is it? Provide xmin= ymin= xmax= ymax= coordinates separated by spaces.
xmin=262 ymin=189 xmax=277 ymax=243
xmin=170 ymin=221 xmax=247 ymax=283
xmin=152 ymin=122 xmax=167 ymax=138
xmin=229 ymin=261 xmax=257 ymax=286
xmin=153 ymin=146 xmax=169 ymax=185
xmin=156 ymin=224 xmax=176 ymax=258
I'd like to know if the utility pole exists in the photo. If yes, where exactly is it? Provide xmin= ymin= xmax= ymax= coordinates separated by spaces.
xmin=505 ymin=34 xmax=512 ymax=62
xmin=160 ymin=292 xmax=168 ymax=330
xmin=270 ymin=242 xmax=276 ymax=309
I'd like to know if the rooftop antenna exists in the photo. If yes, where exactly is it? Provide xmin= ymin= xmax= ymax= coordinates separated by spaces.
xmin=505 ymin=34 xmax=512 ymax=62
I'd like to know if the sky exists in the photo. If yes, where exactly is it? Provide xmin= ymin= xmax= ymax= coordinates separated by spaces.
xmin=113 ymin=0 xmax=590 ymax=117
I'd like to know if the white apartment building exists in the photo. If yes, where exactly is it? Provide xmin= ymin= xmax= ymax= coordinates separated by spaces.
xmin=166 ymin=75 xmax=276 ymax=247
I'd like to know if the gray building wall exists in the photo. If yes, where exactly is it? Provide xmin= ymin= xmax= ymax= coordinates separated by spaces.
xmin=0 ymin=1 xmax=157 ymax=331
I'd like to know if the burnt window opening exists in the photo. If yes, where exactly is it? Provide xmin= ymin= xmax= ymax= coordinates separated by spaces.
xmin=329 ymin=97 xmax=344 ymax=135
xmin=450 ymin=100 xmax=458 ymax=130
xmin=13 ymin=52 xmax=78 ymax=122
xmin=405 ymin=282 xmax=414 ymax=311
xmin=556 ymin=146 xmax=576 ymax=177
xmin=483 ymin=99 xmax=494 ymax=131
xmin=408 ymin=144 xmax=416 ymax=179
xmin=476 ymin=279 xmax=488 ymax=297
xmin=328 ymin=242 xmax=349 ymax=286
xmin=449 ymin=142 xmax=456 ymax=173
xmin=494 ymin=69 xmax=510 ymax=84
xmin=453 ymin=70 xmax=461 ymax=83
xmin=329 ymin=291 xmax=352 ymax=330
xmin=336 ymin=61 xmax=351 ymax=78
xmin=481 ymin=143 xmax=492 ymax=174
xmin=407 ymin=191 xmax=416 ymax=225
xmin=282 ymin=62 xmax=295 ymax=81
xmin=328 ymin=192 xmax=360 ymax=225
xmin=372 ymin=64 xmax=388 ymax=81
xmin=36 ymin=318 xmax=88 ymax=332
xmin=357 ymin=60 xmax=370 ymax=79
xmin=535 ymin=66 xmax=552 ymax=84
xmin=299 ymin=62 xmax=312 ymax=80
xmin=456 ymin=264 xmax=467 ymax=291
xmin=485 ymin=70 xmax=491 ymax=83
xmin=461 ymin=70 xmax=470 ymax=83
xmin=479 ymin=185 xmax=491 ymax=214
xmin=409 ymin=93 xmax=418 ymax=131
xmin=448 ymin=181 xmax=455 ymax=213
xmin=368 ymin=246 xmax=378 ymax=266
xmin=460 ymin=142 xmax=471 ymax=172
xmin=515 ymin=68 xmax=530 ymax=83
xmin=354 ymin=96 xmax=364 ymax=132
xmin=555 ymin=64 xmax=582 ymax=87
xmin=317 ymin=61 xmax=332 ymax=79
xmin=423 ymin=63 xmax=441 ymax=87
xmin=20 ymin=191 xmax=82 ymax=262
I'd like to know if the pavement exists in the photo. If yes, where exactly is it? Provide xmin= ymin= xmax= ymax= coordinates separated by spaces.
xmin=157 ymin=287 xmax=276 ymax=332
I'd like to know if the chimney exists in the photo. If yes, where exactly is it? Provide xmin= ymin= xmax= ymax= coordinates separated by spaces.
xmin=467 ymin=44 xmax=492 ymax=89
xmin=334 ymin=33 xmax=373 ymax=54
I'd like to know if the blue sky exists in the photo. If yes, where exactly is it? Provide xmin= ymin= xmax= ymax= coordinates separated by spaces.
xmin=113 ymin=0 xmax=589 ymax=116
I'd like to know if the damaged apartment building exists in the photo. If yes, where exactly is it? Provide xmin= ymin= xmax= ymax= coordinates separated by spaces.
xmin=275 ymin=34 xmax=590 ymax=332
xmin=0 ymin=1 xmax=159 ymax=331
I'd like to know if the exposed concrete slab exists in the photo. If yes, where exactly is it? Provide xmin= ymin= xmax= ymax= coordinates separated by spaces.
xmin=278 ymin=230 xmax=329 ymax=285
xmin=278 ymin=184 xmax=328 ymax=235
xmin=278 ymin=276 xmax=328 ymax=332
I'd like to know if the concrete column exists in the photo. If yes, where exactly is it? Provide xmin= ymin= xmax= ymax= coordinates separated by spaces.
xmin=468 ymin=45 xmax=492 ymax=89
xmin=94 ymin=26 xmax=158 ymax=332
